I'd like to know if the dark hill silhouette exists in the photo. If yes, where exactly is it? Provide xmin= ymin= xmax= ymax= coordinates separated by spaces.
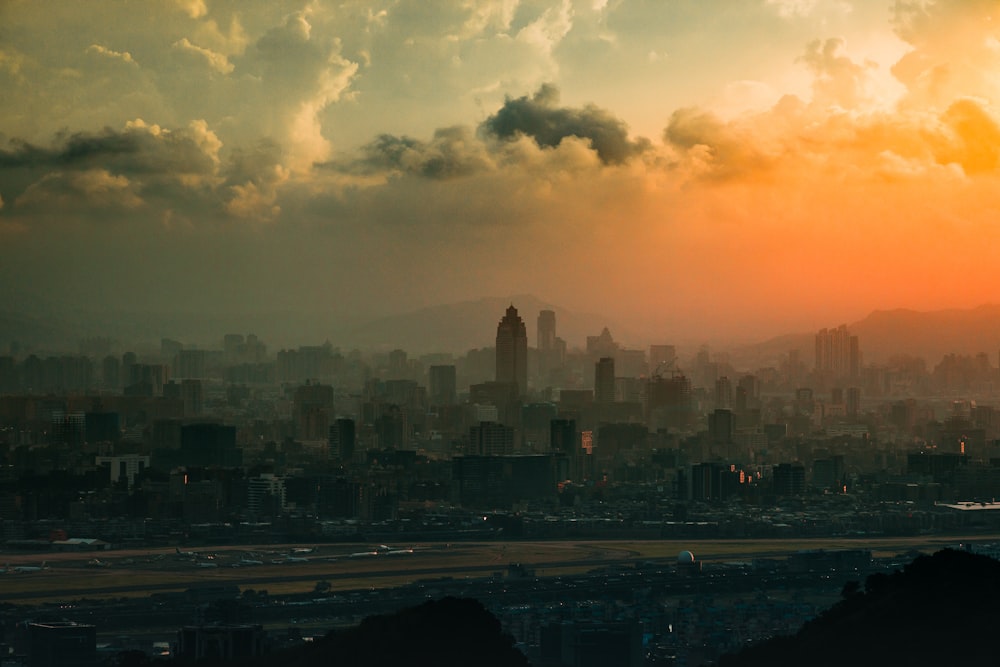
xmin=850 ymin=304 xmax=1000 ymax=362
xmin=719 ymin=549 xmax=1000 ymax=667
xmin=222 ymin=597 xmax=529 ymax=667
xmin=733 ymin=303 xmax=1000 ymax=366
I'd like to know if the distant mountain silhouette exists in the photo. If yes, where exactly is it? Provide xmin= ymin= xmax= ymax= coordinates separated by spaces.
xmin=2 ymin=297 xmax=998 ymax=361
xmin=343 ymin=294 xmax=639 ymax=354
xmin=734 ymin=304 xmax=1000 ymax=367
xmin=227 ymin=597 xmax=529 ymax=667
xmin=719 ymin=549 xmax=1000 ymax=667
xmin=850 ymin=304 xmax=1000 ymax=362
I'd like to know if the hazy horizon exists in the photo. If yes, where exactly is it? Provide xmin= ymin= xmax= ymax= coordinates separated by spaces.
xmin=3 ymin=1 xmax=999 ymax=346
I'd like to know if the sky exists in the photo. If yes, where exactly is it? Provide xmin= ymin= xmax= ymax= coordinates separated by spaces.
xmin=2 ymin=0 xmax=1000 ymax=346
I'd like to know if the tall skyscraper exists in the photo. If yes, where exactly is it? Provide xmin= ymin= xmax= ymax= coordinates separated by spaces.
xmin=496 ymin=304 xmax=528 ymax=396
xmin=595 ymin=357 xmax=615 ymax=404
xmin=428 ymin=365 xmax=457 ymax=406
xmin=538 ymin=309 xmax=556 ymax=352
xmin=536 ymin=309 xmax=566 ymax=384
xmin=714 ymin=376 xmax=732 ymax=409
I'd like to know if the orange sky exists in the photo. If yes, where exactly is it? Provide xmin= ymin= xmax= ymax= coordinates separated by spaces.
xmin=1 ymin=1 xmax=999 ymax=346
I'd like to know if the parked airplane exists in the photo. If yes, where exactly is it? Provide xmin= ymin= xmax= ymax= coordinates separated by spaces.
xmin=291 ymin=547 xmax=314 ymax=554
xmin=13 ymin=562 xmax=48 ymax=573
xmin=348 ymin=545 xmax=414 ymax=558
xmin=87 ymin=558 xmax=111 ymax=568
xmin=239 ymin=555 xmax=264 ymax=566
xmin=195 ymin=561 xmax=218 ymax=568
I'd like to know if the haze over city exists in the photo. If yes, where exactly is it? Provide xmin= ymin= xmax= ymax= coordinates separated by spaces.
xmin=3 ymin=0 xmax=1000 ymax=344
xmin=9 ymin=5 xmax=1000 ymax=665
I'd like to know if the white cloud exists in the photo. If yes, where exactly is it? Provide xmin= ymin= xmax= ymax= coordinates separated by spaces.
xmin=175 ymin=0 xmax=207 ymax=20
xmin=172 ymin=38 xmax=234 ymax=74
xmin=86 ymin=44 xmax=137 ymax=65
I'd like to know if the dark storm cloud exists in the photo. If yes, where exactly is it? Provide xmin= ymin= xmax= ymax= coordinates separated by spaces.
xmin=0 ymin=125 xmax=217 ymax=176
xmin=344 ymin=126 xmax=493 ymax=180
xmin=0 ymin=122 xmax=223 ymax=218
xmin=0 ymin=133 xmax=134 ymax=168
xmin=481 ymin=84 xmax=649 ymax=164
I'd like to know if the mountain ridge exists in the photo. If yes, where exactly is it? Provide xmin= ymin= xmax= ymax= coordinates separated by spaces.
xmin=1 ymin=299 xmax=999 ymax=362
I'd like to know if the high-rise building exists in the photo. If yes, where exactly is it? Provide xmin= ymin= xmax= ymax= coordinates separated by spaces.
xmin=714 ymin=376 xmax=732 ymax=409
xmin=329 ymin=418 xmax=356 ymax=461
xmin=550 ymin=418 xmax=578 ymax=455
xmin=815 ymin=325 xmax=860 ymax=380
xmin=595 ymin=357 xmax=615 ymax=404
xmin=846 ymin=386 xmax=861 ymax=421
xmin=470 ymin=421 xmax=515 ymax=456
xmin=536 ymin=309 xmax=566 ymax=384
xmin=496 ymin=305 xmax=528 ymax=396
xmin=538 ymin=309 xmax=556 ymax=351
xmin=429 ymin=365 xmax=457 ymax=406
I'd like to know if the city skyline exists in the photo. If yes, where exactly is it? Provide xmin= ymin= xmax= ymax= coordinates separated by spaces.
xmin=3 ymin=1 xmax=1000 ymax=343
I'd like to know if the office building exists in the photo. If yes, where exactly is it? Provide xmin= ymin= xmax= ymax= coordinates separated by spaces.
xmin=550 ymin=418 xmax=578 ymax=455
xmin=429 ymin=365 xmax=457 ymax=406
xmin=329 ymin=418 xmax=356 ymax=461
xmin=594 ymin=357 xmax=615 ymax=404
xmin=815 ymin=325 xmax=860 ymax=380
xmin=496 ymin=305 xmax=528 ymax=396
xmin=470 ymin=421 xmax=515 ymax=456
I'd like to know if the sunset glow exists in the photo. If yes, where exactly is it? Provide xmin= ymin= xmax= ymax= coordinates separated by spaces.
xmin=2 ymin=0 xmax=999 ymax=344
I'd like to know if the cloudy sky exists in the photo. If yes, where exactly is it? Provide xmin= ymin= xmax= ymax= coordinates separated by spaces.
xmin=2 ymin=0 xmax=999 ymax=345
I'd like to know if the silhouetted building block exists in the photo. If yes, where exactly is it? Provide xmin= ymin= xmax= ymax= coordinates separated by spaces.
xmin=646 ymin=374 xmax=694 ymax=431
xmin=773 ymin=462 xmax=806 ymax=496
xmin=96 ymin=454 xmax=149 ymax=489
xmin=907 ymin=452 xmax=968 ymax=481
xmin=708 ymin=409 xmax=735 ymax=445
xmin=596 ymin=422 xmax=647 ymax=456
xmin=329 ymin=418 xmax=356 ymax=461
xmin=470 ymin=421 xmax=515 ymax=456
xmin=815 ymin=325 xmax=860 ymax=381
xmin=429 ymin=364 xmax=457 ymax=406
xmin=684 ymin=462 xmax=741 ymax=501
xmin=154 ymin=423 xmax=242 ymax=470
xmin=594 ymin=357 xmax=615 ymax=404
xmin=83 ymin=411 xmax=119 ymax=444
xmin=176 ymin=625 xmax=266 ymax=662
xmin=558 ymin=389 xmax=593 ymax=410
xmin=551 ymin=418 xmax=578 ymax=455
xmin=28 ymin=622 xmax=96 ymax=667
xmin=470 ymin=380 xmax=521 ymax=426
xmin=453 ymin=454 xmax=565 ymax=508
xmin=174 ymin=349 xmax=207 ymax=379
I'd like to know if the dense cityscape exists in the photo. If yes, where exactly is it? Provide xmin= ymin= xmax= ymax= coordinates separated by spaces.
xmin=1 ymin=303 xmax=1000 ymax=664
xmin=4 ymin=1 xmax=1000 ymax=664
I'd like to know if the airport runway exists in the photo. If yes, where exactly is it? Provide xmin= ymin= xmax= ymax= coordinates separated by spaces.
xmin=0 ymin=535 xmax=993 ymax=603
